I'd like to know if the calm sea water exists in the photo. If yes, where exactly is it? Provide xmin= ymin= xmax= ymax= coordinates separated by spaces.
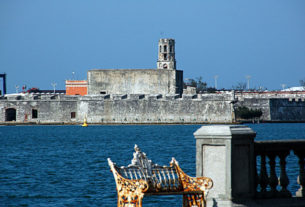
xmin=1 ymin=123 xmax=305 ymax=206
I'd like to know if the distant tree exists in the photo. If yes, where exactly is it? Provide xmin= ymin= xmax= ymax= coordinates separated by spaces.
xmin=206 ymin=87 xmax=217 ymax=93
xmin=232 ymin=82 xmax=247 ymax=91
xmin=184 ymin=76 xmax=208 ymax=93
xmin=196 ymin=76 xmax=207 ymax=93
xmin=235 ymin=106 xmax=263 ymax=120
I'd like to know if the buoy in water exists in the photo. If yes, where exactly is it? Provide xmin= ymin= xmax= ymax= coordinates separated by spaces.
xmin=82 ymin=117 xmax=88 ymax=127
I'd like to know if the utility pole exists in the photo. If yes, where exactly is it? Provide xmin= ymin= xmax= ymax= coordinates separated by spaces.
xmin=246 ymin=75 xmax=251 ymax=90
xmin=51 ymin=82 xmax=57 ymax=94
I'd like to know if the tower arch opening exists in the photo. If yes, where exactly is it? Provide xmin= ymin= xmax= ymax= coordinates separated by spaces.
xmin=5 ymin=108 xmax=16 ymax=121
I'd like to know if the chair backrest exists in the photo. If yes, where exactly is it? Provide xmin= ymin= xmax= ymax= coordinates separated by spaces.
xmin=110 ymin=144 xmax=182 ymax=192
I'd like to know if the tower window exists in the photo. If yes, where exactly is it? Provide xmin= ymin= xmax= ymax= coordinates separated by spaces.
xmin=164 ymin=45 xmax=167 ymax=52
xmin=159 ymin=46 xmax=161 ymax=52
xmin=170 ymin=45 xmax=173 ymax=53
xmin=164 ymin=54 xmax=167 ymax=60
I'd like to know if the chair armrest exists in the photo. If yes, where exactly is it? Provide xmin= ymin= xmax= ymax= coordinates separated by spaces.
xmin=170 ymin=158 xmax=213 ymax=195
xmin=108 ymin=158 xmax=149 ymax=194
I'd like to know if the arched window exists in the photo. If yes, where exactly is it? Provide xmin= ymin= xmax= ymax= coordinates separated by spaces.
xmin=163 ymin=54 xmax=167 ymax=60
xmin=170 ymin=45 xmax=173 ymax=53
xmin=164 ymin=45 xmax=167 ymax=52
xmin=159 ymin=46 xmax=162 ymax=52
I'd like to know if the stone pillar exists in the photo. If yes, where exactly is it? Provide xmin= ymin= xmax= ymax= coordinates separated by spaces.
xmin=194 ymin=125 xmax=256 ymax=207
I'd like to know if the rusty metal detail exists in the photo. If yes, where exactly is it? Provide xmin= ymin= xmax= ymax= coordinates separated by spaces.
xmin=108 ymin=158 xmax=149 ymax=207
xmin=108 ymin=145 xmax=213 ymax=207
xmin=171 ymin=158 xmax=213 ymax=194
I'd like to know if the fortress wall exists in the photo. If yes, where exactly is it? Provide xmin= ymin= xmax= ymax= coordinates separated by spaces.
xmin=0 ymin=94 xmax=78 ymax=123
xmin=0 ymin=93 xmax=234 ymax=124
xmin=235 ymin=96 xmax=305 ymax=121
xmin=235 ymin=98 xmax=271 ymax=120
xmin=87 ymin=69 xmax=183 ymax=95
xmin=235 ymin=92 xmax=305 ymax=100
xmin=78 ymin=93 xmax=234 ymax=124
xmin=270 ymin=99 xmax=305 ymax=121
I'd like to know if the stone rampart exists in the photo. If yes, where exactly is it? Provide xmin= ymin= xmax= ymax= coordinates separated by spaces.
xmin=234 ymin=92 xmax=305 ymax=121
xmin=0 ymin=92 xmax=234 ymax=124
xmin=270 ymin=98 xmax=305 ymax=121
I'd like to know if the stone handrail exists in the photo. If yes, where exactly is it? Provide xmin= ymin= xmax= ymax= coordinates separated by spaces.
xmin=255 ymin=140 xmax=305 ymax=198
xmin=195 ymin=125 xmax=305 ymax=207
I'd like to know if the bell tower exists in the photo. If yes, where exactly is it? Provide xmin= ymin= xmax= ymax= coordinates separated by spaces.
xmin=157 ymin=39 xmax=176 ymax=70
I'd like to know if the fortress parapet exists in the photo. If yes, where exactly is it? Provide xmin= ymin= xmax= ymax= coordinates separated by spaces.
xmin=0 ymin=92 xmax=235 ymax=124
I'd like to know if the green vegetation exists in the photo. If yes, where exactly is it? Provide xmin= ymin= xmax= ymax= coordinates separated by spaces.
xmin=235 ymin=106 xmax=262 ymax=120
xmin=184 ymin=76 xmax=217 ymax=93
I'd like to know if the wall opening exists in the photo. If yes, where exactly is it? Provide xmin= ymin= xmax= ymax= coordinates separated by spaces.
xmin=163 ymin=54 xmax=167 ymax=60
xmin=164 ymin=45 xmax=167 ymax=52
xmin=5 ymin=108 xmax=16 ymax=121
xmin=32 ymin=109 xmax=38 ymax=119
xmin=100 ymin=91 xmax=106 ymax=94
xmin=170 ymin=45 xmax=173 ymax=53
xmin=71 ymin=112 xmax=76 ymax=119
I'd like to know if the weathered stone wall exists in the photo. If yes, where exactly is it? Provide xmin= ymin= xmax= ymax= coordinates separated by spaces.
xmin=0 ymin=94 xmax=78 ymax=123
xmin=87 ymin=69 xmax=183 ymax=95
xmin=234 ymin=92 xmax=305 ymax=121
xmin=78 ymin=93 xmax=234 ymax=124
xmin=0 ymin=92 xmax=234 ymax=124
xmin=234 ymin=98 xmax=271 ymax=120
xmin=270 ymin=98 xmax=305 ymax=121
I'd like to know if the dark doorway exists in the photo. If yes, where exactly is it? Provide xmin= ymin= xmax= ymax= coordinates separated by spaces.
xmin=5 ymin=108 xmax=16 ymax=121
xmin=32 ymin=109 xmax=38 ymax=119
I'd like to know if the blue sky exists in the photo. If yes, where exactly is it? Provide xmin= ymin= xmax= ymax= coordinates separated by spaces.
xmin=0 ymin=0 xmax=305 ymax=93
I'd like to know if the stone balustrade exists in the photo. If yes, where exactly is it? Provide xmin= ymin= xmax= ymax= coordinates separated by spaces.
xmin=195 ymin=125 xmax=305 ymax=207
xmin=255 ymin=140 xmax=305 ymax=198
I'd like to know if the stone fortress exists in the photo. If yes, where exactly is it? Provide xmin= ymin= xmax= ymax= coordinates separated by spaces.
xmin=88 ymin=39 xmax=183 ymax=95
xmin=1 ymin=38 xmax=305 ymax=124
xmin=0 ymin=39 xmax=235 ymax=124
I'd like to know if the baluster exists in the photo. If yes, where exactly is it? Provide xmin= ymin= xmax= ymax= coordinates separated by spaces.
xmin=255 ymin=154 xmax=259 ymax=196
xmin=278 ymin=151 xmax=292 ymax=197
xmin=259 ymin=154 xmax=269 ymax=195
xmin=268 ymin=153 xmax=278 ymax=196
xmin=295 ymin=150 xmax=305 ymax=197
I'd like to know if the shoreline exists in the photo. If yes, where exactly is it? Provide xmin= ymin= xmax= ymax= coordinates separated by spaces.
xmin=0 ymin=121 xmax=238 ymax=126
xmin=1 ymin=120 xmax=305 ymax=126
